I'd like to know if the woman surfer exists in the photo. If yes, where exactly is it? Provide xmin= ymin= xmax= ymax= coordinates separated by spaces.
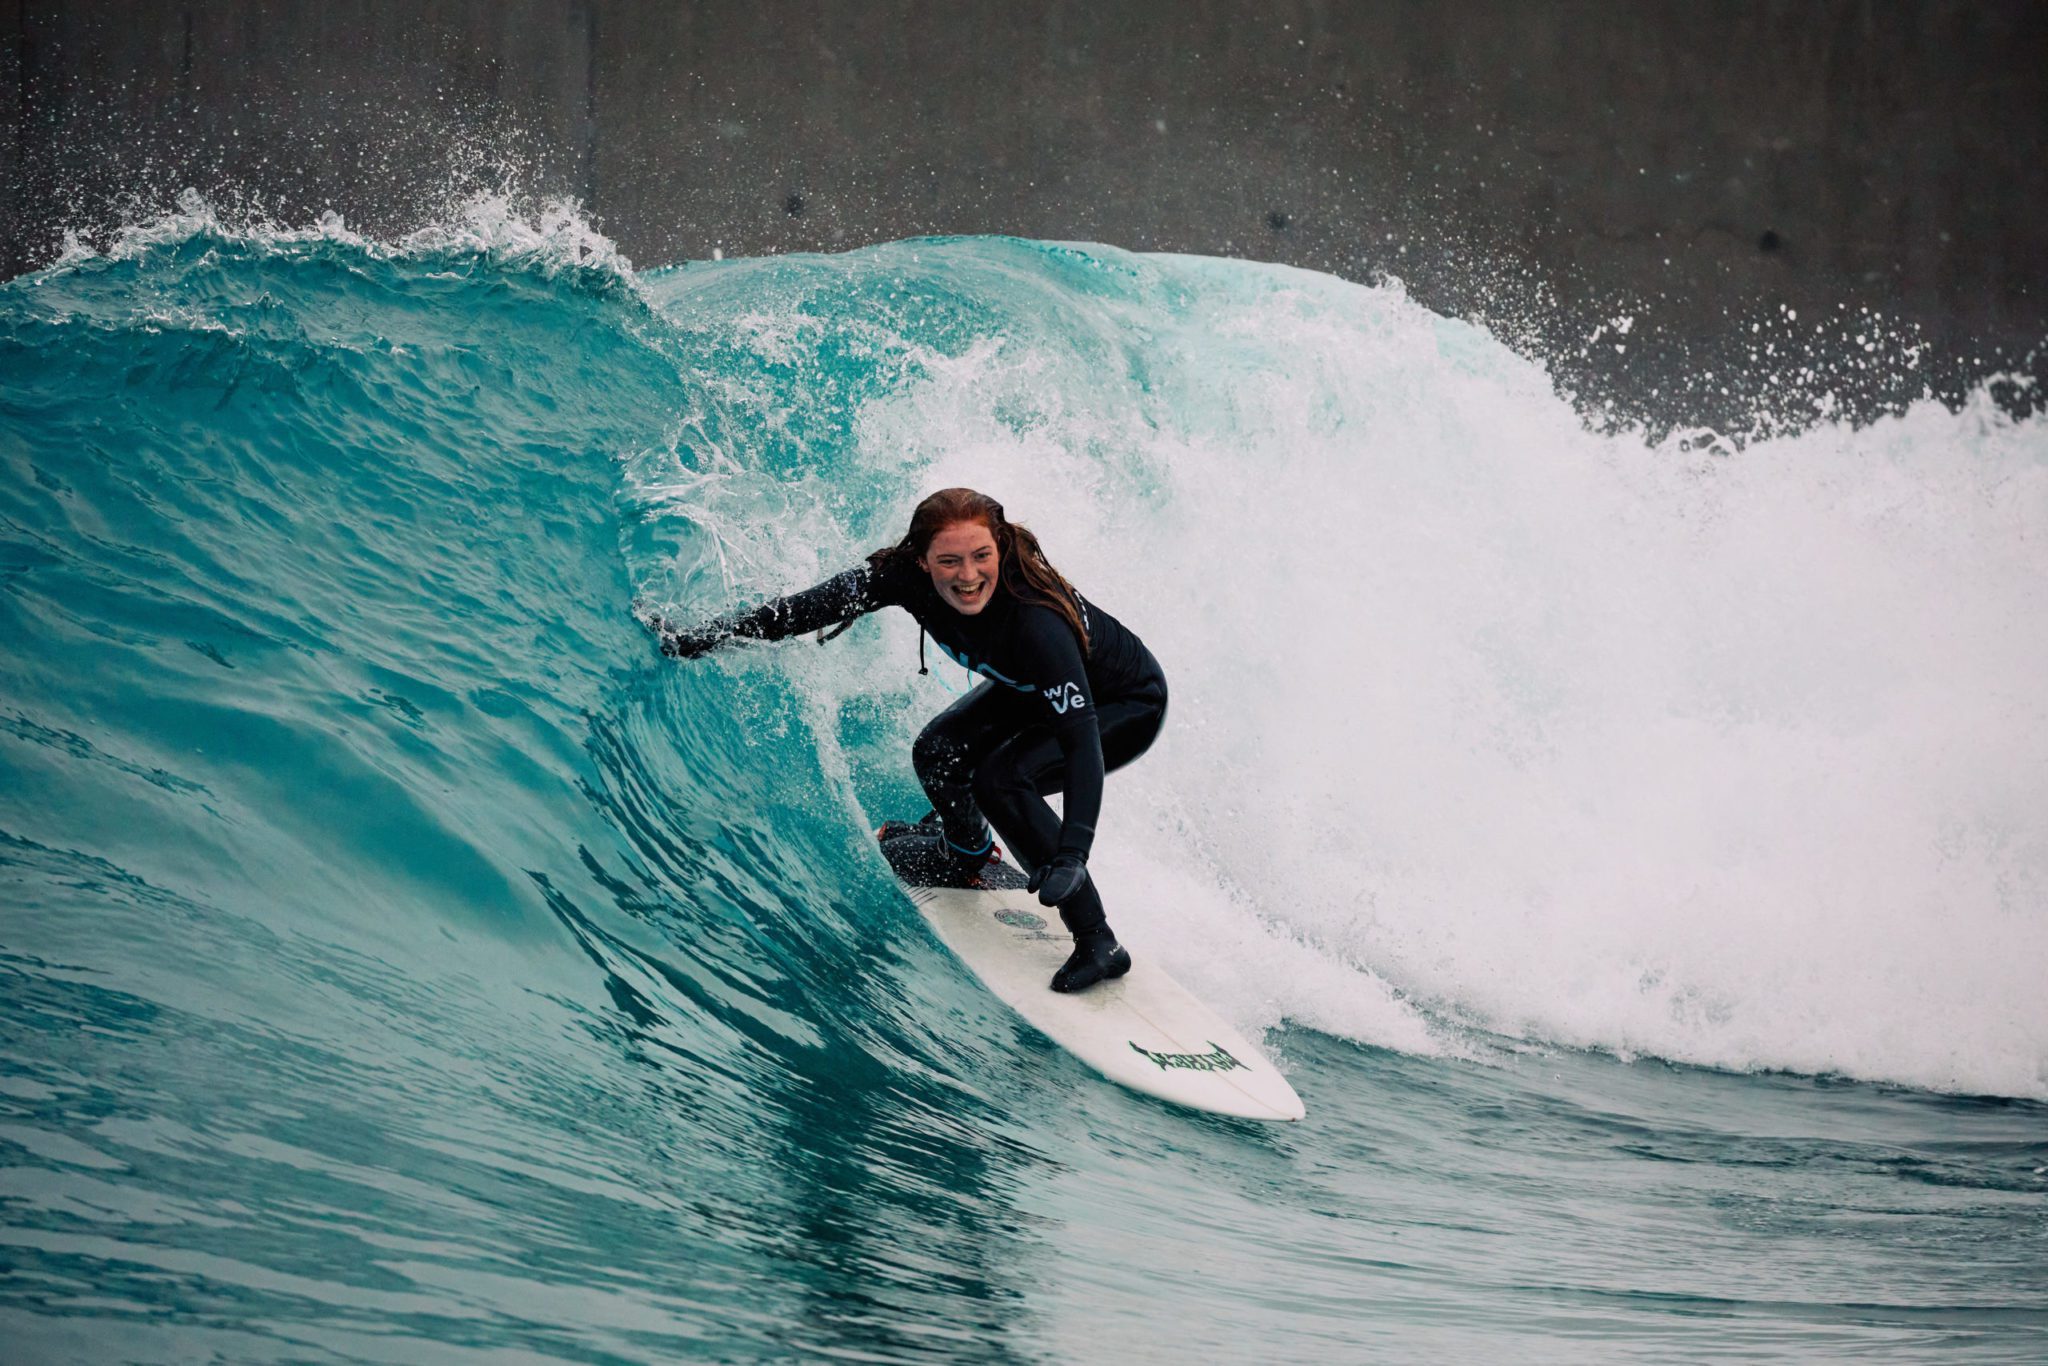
xmin=648 ymin=488 xmax=1168 ymax=994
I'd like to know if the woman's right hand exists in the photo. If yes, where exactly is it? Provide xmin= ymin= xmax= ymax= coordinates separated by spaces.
xmin=659 ymin=625 xmax=720 ymax=659
xmin=637 ymin=605 xmax=720 ymax=659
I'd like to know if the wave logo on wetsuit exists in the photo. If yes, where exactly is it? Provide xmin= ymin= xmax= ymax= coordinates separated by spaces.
xmin=1043 ymin=681 xmax=1087 ymax=714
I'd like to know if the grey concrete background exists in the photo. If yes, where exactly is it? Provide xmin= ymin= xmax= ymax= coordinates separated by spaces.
xmin=6 ymin=1 xmax=2044 ymax=432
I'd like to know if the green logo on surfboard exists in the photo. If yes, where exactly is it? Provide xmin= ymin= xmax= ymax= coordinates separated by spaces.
xmin=1129 ymin=1041 xmax=1247 ymax=1074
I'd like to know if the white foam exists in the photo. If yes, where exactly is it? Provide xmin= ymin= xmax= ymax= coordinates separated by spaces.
xmin=639 ymin=242 xmax=2048 ymax=1097
xmin=881 ymin=252 xmax=2048 ymax=1096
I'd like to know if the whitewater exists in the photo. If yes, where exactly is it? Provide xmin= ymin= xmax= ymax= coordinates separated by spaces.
xmin=2 ymin=195 xmax=2044 ymax=1361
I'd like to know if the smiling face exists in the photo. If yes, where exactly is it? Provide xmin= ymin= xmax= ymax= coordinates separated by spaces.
xmin=918 ymin=519 xmax=1001 ymax=615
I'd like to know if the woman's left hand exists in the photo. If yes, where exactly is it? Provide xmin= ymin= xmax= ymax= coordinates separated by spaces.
xmin=1028 ymin=852 xmax=1089 ymax=907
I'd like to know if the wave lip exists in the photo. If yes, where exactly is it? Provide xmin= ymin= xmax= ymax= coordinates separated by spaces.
xmin=42 ymin=185 xmax=639 ymax=292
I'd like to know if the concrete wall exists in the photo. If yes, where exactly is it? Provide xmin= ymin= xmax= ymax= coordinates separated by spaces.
xmin=6 ymin=1 xmax=2044 ymax=430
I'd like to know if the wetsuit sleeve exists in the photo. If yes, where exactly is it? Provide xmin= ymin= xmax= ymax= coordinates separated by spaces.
xmin=652 ymin=565 xmax=890 ymax=657
xmin=1017 ymin=608 xmax=1105 ymax=859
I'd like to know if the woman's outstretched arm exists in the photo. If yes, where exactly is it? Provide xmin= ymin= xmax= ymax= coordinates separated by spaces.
xmin=644 ymin=565 xmax=885 ymax=658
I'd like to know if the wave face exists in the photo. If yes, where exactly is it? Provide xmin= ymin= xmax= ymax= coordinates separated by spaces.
xmin=4 ymin=204 xmax=2046 ymax=1361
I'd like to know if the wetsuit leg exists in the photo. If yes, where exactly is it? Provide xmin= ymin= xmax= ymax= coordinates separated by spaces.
xmin=910 ymin=682 xmax=1038 ymax=856
xmin=970 ymin=694 xmax=1169 ymax=937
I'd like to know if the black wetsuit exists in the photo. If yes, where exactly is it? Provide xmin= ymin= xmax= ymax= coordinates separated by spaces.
xmin=675 ymin=556 xmax=1168 ymax=936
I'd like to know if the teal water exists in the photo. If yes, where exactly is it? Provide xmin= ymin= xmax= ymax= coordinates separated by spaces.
xmin=3 ymin=199 xmax=2046 ymax=1362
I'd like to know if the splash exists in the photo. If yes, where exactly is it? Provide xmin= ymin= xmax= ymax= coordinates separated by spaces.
xmin=43 ymin=180 xmax=637 ymax=289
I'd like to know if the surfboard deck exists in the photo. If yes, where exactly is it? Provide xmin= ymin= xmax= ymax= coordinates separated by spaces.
xmin=882 ymin=833 xmax=1305 ymax=1122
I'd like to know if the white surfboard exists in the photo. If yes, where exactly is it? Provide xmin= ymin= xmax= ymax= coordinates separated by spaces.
xmin=886 ymin=837 xmax=1305 ymax=1121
